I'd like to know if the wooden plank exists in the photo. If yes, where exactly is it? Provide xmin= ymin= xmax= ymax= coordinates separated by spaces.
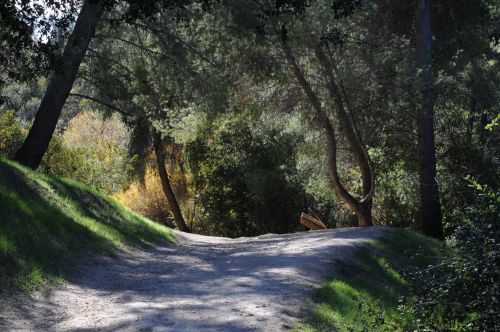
xmin=300 ymin=212 xmax=327 ymax=230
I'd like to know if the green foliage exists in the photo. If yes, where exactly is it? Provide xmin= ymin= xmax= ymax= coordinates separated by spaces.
xmin=0 ymin=78 xmax=45 ymax=123
xmin=40 ymin=135 xmax=83 ymax=179
xmin=186 ymin=121 xmax=306 ymax=237
xmin=0 ymin=2 xmax=55 ymax=85
xmin=40 ymin=136 xmax=136 ymax=194
xmin=485 ymin=113 xmax=500 ymax=131
xmin=399 ymin=180 xmax=499 ymax=331
xmin=0 ymin=110 xmax=25 ymax=158
xmin=0 ymin=105 xmax=135 ymax=194
xmin=0 ymin=159 xmax=173 ymax=293
xmin=0 ymin=6 xmax=497 ymax=331
xmin=370 ymin=148 xmax=419 ymax=227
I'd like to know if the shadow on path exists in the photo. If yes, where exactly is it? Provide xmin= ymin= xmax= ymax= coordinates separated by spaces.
xmin=1 ymin=227 xmax=391 ymax=331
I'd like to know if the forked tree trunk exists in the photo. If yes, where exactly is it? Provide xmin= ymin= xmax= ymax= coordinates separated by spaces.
xmin=153 ymin=131 xmax=190 ymax=233
xmin=416 ymin=0 xmax=444 ymax=239
xmin=278 ymin=31 xmax=374 ymax=227
xmin=312 ymin=44 xmax=374 ymax=226
xmin=322 ymin=113 xmax=373 ymax=227
xmin=15 ymin=0 xmax=106 ymax=169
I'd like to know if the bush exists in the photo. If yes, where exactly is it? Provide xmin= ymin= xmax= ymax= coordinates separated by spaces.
xmin=0 ymin=110 xmax=25 ymax=158
xmin=40 ymin=137 xmax=135 ymax=194
xmin=186 ymin=123 xmax=306 ymax=237
xmin=38 ymin=110 xmax=136 ymax=194
xmin=40 ymin=135 xmax=84 ymax=177
xmin=113 ymin=169 xmax=175 ymax=227
xmin=399 ymin=179 xmax=499 ymax=331
xmin=0 ymin=109 xmax=135 ymax=194
xmin=113 ymin=164 xmax=192 ymax=228
xmin=375 ymin=164 xmax=419 ymax=228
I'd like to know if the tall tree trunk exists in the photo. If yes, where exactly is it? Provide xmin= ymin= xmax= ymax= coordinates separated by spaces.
xmin=153 ymin=131 xmax=190 ymax=233
xmin=278 ymin=31 xmax=373 ymax=227
xmin=416 ymin=0 xmax=444 ymax=239
xmin=322 ymin=114 xmax=373 ymax=226
xmin=15 ymin=0 xmax=106 ymax=169
xmin=312 ymin=44 xmax=375 ymax=226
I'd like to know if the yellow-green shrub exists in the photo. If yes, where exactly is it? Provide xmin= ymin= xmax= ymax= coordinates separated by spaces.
xmin=0 ymin=110 xmax=25 ymax=158
xmin=113 ymin=160 xmax=192 ymax=227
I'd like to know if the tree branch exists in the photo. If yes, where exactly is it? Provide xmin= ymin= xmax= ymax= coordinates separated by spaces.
xmin=69 ymin=93 xmax=130 ymax=116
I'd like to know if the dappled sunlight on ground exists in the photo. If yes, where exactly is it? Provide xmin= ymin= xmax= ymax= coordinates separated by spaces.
xmin=1 ymin=227 xmax=390 ymax=331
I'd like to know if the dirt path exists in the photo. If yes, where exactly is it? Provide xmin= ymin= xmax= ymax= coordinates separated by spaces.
xmin=1 ymin=227 xmax=390 ymax=331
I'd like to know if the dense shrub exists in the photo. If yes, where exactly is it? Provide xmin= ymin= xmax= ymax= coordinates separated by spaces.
xmin=40 ymin=135 xmax=84 ymax=177
xmin=186 ymin=123 xmax=306 ymax=237
xmin=113 ymin=162 xmax=191 ymax=228
xmin=40 ymin=111 xmax=136 ymax=194
xmin=0 ymin=79 xmax=45 ymax=124
xmin=375 ymin=162 xmax=419 ymax=227
xmin=399 ymin=179 xmax=499 ymax=331
xmin=40 ymin=137 xmax=135 ymax=194
xmin=113 ymin=169 xmax=176 ymax=227
xmin=0 ymin=109 xmax=135 ymax=194
xmin=0 ymin=110 xmax=25 ymax=158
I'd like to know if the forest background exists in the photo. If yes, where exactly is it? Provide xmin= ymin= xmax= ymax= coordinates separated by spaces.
xmin=0 ymin=0 xmax=498 ymax=330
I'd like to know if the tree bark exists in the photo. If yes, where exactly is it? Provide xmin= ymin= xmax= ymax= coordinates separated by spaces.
xmin=15 ymin=0 xmax=106 ymax=169
xmin=312 ymin=44 xmax=375 ymax=220
xmin=322 ymin=114 xmax=373 ymax=227
xmin=278 ymin=31 xmax=373 ymax=227
xmin=416 ymin=0 xmax=444 ymax=239
xmin=153 ymin=131 xmax=190 ymax=233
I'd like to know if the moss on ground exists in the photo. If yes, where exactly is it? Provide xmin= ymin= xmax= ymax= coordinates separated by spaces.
xmin=0 ymin=159 xmax=174 ymax=293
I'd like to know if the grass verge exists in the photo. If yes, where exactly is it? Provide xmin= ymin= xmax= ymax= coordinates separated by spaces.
xmin=0 ymin=159 xmax=174 ymax=293
xmin=295 ymin=229 xmax=444 ymax=332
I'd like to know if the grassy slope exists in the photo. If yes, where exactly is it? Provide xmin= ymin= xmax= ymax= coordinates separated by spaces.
xmin=0 ymin=159 xmax=174 ymax=292
xmin=296 ymin=229 xmax=443 ymax=332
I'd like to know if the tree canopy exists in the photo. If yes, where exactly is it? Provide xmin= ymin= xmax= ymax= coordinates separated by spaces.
xmin=0 ymin=0 xmax=498 ymax=328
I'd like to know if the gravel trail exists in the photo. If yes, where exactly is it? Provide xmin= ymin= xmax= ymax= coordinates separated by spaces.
xmin=1 ymin=227 xmax=390 ymax=331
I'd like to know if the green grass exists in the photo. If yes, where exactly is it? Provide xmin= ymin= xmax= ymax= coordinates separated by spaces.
xmin=0 ymin=159 xmax=174 ymax=293
xmin=296 ymin=229 xmax=444 ymax=332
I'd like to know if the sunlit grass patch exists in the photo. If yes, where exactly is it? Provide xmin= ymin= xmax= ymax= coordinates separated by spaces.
xmin=0 ymin=159 xmax=174 ymax=293
xmin=296 ymin=229 xmax=442 ymax=332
